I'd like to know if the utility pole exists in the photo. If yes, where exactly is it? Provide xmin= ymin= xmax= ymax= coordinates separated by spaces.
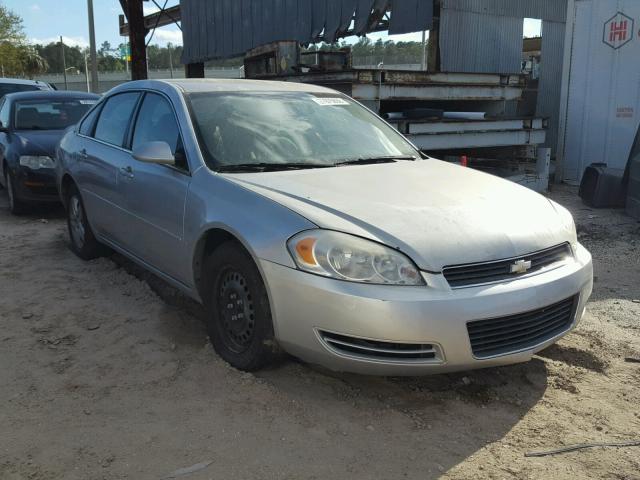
xmin=87 ymin=0 xmax=99 ymax=92
xmin=421 ymin=31 xmax=427 ymax=71
xmin=168 ymin=42 xmax=174 ymax=78
xmin=84 ymin=54 xmax=90 ymax=92
xmin=60 ymin=36 xmax=68 ymax=90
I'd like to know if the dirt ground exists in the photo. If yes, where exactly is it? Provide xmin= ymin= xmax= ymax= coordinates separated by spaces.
xmin=0 ymin=183 xmax=639 ymax=480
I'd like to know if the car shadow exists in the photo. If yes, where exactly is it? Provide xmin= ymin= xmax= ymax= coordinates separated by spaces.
xmin=0 ymin=189 xmax=65 ymax=219
xmin=258 ymin=358 xmax=548 ymax=477
xmin=108 ymin=250 xmax=550 ymax=478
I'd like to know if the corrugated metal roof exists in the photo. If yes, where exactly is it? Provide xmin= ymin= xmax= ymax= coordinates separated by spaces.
xmin=181 ymin=0 xmax=433 ymax=63
xmin=441 ymin=0 xmax=567 ymax=23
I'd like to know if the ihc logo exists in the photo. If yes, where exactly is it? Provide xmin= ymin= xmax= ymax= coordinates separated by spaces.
xmin=603 ymin=12 xmax=634 ymax=49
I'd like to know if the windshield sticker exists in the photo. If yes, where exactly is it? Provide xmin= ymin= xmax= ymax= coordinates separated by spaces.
xmin=79 ymin=100 xmax=97 ymax=104
xmin=312 ymin=97 xmax=350 ymax=106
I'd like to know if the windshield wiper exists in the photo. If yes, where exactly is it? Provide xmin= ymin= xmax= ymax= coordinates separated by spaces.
xmin=335 ymin=155 xmax=417 ymax=166
xmin=217 ymin=162 xmax=333 ymax=173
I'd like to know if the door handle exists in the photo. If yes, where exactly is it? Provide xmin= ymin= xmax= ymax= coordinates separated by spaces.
xmin=119 ymin=165 xmax=134 ymax=179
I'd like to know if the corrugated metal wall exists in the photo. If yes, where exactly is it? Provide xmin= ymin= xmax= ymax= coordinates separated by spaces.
xmin=439 ymin=0 xmax=568 ymax=151
xmin=440 ymin=10 xmax=523 ymax=73
xmin=536 ymin=20 xmax=566 ymax=149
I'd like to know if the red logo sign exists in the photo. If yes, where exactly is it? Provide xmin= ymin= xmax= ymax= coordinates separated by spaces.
xmin=604 ymin=12 xmax=634 ymax=49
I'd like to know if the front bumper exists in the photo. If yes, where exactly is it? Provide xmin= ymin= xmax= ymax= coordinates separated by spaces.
xmin=13 ymin=167 xmax=59 ymax=203
xmin=261 ymin=243 xmax=593 ymax=375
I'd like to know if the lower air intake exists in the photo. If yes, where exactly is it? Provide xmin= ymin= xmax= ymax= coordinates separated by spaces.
xmin=318 ymin=330 xmax=442 ymax=363
xmin=467 ymin=295 xmax=579 ymax=358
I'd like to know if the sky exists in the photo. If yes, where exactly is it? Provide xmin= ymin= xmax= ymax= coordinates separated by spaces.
xmin=2 ymin=1 xmax=543 ymax=50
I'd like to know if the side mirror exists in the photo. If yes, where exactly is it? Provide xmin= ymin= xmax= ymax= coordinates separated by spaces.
xmin=132 ymin=141 xmax=175 ymax=165
xmin=0 ymin=121 xmax=8 ymax=133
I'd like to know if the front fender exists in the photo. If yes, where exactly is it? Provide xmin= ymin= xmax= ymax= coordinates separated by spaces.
xmin=183 ymin=169 xmax=317 ymax=294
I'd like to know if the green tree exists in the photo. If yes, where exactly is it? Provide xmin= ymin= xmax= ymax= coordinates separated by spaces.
xmin=0 ymin=3 xmax=24 ymax=44
xmin=0 ymin=4 xmax=26 ymax=76
xmin=97 ymin=40 xmax=124 ymax=72
xmin=34 ymin=42 xmax=86 ymax=73
xmin=20 ymin=46 xmax=48 ymax=78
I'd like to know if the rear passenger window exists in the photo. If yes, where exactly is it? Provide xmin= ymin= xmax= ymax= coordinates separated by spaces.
xmin=0 ymin=99 xmax=9 ymax=128
xmin=94 ymin=92 xmax=139 ymax=147
xmin=132 ymin=92 xmax=187 ymax=170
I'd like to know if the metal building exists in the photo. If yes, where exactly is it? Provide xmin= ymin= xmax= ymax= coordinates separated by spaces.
xmin=438 ymin=0 xmax=568 ymax=153
xmin=557 ymin=0 xmax=640 ymax=184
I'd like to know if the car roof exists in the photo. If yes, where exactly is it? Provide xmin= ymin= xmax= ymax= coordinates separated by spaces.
xmin=3 ymin=90 xmax=100 ymax=102
xmin=115 ymin=78 xmax=338 ymax=95
xmin=0 ymin=77 xmax=51 ymax=87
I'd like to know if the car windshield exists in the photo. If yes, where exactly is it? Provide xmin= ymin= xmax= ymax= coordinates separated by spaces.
xmin=187 ymin=91 xmax=418 ymax=170
xmin=14 ymin=98 xmax=97 ymax=130
xmin=0 ymin=83 xmax=40 ymax=100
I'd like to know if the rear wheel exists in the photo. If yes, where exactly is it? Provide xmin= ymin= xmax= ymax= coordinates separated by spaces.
xmin=5 ymin=171 xmax=27 ymax=215
xmin=203 ymin=242 xmax=280 ymax=371
xmin=66 ymin=184 xmax=107 ymax=260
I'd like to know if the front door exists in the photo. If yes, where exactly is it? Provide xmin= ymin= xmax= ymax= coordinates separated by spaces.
xmin=118 ymin=92 xmax=191 ymax=284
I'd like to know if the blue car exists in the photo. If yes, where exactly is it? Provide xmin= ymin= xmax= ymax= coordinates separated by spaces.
xmin=0 ymin=90 xmax=99 ymax=214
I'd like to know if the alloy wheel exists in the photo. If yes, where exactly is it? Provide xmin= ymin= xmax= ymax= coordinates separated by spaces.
xmin=69 ymin=195 xmax=86 ymax=249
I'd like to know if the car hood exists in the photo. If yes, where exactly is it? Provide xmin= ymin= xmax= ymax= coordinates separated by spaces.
xmin=14 ymin=130 xmax=63 ymax=157
xmin=221 ymin=160 xmax=574 ymax=272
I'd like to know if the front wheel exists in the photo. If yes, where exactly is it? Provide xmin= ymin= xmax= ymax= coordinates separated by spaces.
xmin=66 ymin=184 xmax=107 ymax=260
xmin=5 ymin=172 xmax=28 ymax=215
xmin=203 ymin=242 xmax=281 ymax=371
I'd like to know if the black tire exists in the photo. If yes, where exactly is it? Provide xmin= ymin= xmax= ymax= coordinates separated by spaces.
xmin=66 ymin=183 xmax=107 ymax=260
xmin=203 ymin=242 xmax=280 ymax=371
xmin=5 ymin=171 xmax=28 ymax=215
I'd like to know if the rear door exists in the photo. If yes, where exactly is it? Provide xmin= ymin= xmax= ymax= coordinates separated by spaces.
xmin=119 ymin=91 xmax=191 ymax=283
xmin=76 ymin=91 xmax=141 ymax=246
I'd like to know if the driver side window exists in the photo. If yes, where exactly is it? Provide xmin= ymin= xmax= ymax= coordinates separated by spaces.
xmin=131 ymin=92 xmax=188 ymax=171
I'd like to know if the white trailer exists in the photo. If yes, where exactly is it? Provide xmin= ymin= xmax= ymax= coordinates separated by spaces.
xmin=557 ymin=0 xmax=640 ymax=183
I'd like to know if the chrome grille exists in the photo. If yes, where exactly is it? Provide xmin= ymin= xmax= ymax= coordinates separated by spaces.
xmin=443 ymin=243 xmax=572 ymax=288
xmin=467 ymin=295 xmax=578 ymax=358
xmin=318 ymin=331 xmax=441 ymax=363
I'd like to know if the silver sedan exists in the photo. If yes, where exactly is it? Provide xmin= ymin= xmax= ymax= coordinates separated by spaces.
xmin=56 ymin=79 xmax=593 ymax=375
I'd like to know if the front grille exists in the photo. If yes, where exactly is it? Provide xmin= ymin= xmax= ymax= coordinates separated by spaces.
xmin=467 ymin=295 xmax=578 ymax=358
xmin=443 ymin=243 xmax=572 ymax=288
xmin=318 ymin=330 xmax=441 ymax=363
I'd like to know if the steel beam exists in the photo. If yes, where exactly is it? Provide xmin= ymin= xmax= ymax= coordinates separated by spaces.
xmin=406 ymin=129 xmax=547 ymax=150
xmin=121 ymin=0 xmax=148 ymax=80
xmin=119 ymin=4 xmax=181 ymax=36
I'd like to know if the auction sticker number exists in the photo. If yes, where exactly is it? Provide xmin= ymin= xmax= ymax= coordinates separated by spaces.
xmin=312 ymin=97 xmax=350 ymax=106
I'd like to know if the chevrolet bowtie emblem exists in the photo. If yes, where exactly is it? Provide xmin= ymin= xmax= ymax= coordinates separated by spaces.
xmin=510 ymin=259 xmax=532 ymax=274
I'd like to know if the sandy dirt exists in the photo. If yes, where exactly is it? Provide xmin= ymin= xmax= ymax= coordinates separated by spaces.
xmin=0 ymin=184 xmax=639 ymax=480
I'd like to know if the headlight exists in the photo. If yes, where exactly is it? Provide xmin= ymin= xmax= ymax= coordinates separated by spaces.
xmin=548 ymin=199 xmax=578 ymax=253
xmin=287 ymin=230 xmax=425 ymax=285
xmin=19 ymin=155 xmax=55 ymax=170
